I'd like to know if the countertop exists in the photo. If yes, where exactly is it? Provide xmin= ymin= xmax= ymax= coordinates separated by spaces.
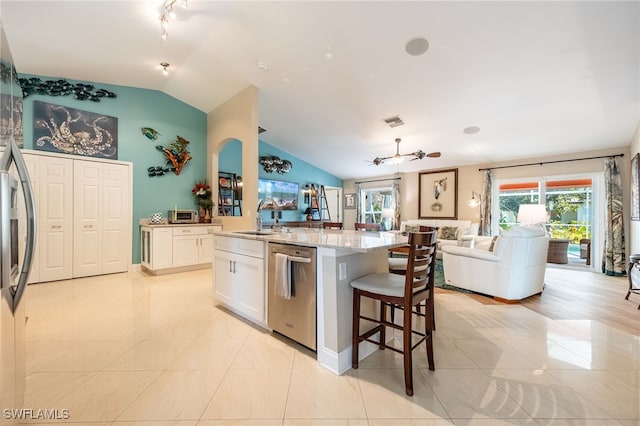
xmin=212 ymin=228 xmax=408 ymax=253
xmin=139 ymin=219 xmax=222 ymax=228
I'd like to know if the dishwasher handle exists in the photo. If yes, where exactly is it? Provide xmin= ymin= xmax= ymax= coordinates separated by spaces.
xmin=288 ymin=255 xmax=311 ymax=264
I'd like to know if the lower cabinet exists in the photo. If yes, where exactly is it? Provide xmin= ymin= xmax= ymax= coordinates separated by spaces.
xmin=213 ymin=236 xmax=265 ymax=326
xmin=140 ymin=225 xmax=218 ymax=273
xmin=173 ymin=228 xmax=214 ymax=267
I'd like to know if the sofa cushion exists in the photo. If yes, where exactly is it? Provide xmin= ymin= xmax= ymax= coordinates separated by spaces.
xmin=405 ymin=224 xmax=422 ymax=233
xmin=438 ymin=226 xmax=459 ymax=240
xmin=488 ymin=235 xmax=499 ymax=252
xmin=502 ymin=225 xmax=546 ymax=238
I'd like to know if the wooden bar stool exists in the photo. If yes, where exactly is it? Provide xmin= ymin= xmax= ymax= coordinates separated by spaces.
xmin=355 ymin=222 xmax=381 ymax=232
xmin=322 ymin=222 xmax=343 ymax=229
xmin=627 ymin=254 xmax=640 ymax=309
xmin=350 ymin=230 xmax=437 ymax=396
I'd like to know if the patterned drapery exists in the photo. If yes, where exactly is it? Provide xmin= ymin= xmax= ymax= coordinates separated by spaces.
xmin=392 ymin=180 xmax=401 ymax=230
xmin=602 ymin=157 xmax=626 ymax=276
xmin=355 ymin=182 xmax=362 ymax=225
xmin=480 ymin=169 xmax=493 ymax=236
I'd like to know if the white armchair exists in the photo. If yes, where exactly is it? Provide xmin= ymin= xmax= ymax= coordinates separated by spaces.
xmin=441 ymin=226 xmax=549 ymax=302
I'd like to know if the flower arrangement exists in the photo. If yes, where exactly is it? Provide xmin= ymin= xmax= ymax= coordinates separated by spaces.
xmin=192 ymin=181 xmax=213 ymax=210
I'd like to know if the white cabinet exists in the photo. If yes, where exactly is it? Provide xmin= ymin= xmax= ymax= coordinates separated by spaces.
xmin=140 ymin=225 xmax=218 ymax=273
xmin=140 ymin=227 xmax=173 ymax=271
xmin=22 ymin=151 xmax=132 ymax=283
xmin=213 ymin=236 xmax=266 ymax=326
xmin=173 ymin=227 xmax=213 ymax=267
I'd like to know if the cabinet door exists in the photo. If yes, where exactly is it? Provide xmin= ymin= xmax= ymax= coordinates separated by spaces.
xmin=73 ymin=160 xmax=103 ymax=278
xmin=173 ymin=235 xmax=198 ymax=267
xmin=151 ymin=228 xmax=173 ymax=270
xmin=213 ymin=250 xmax=234 ymax=305
xmin=38 ymin=156 xmax=73 ymax=282
xmin=198 ymin=234 xmax=214 ymax=264
xmin=235 ymin=254 xmax=265 ymax=322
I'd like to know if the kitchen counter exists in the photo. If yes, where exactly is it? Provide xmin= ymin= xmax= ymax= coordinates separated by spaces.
xmin=139 ymin=218 xmax=222 ymax=228
xmin=213 ymin=228 xmax=408 ymax=375
xmin=212 ymin=228 xmax=408 ymax=252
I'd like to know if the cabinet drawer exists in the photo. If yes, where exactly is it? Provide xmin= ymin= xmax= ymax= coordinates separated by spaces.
xmin=172 ymin=226 xmax=210 ymax=236
xmin=214 ymin=236 xmax=264 ymax=258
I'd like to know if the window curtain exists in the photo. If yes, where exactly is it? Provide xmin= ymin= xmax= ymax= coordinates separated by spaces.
xmin=480 ymin=169 xmax=493 ymax=236
xmin=602 ymin=157 xmax=626 ymax=276
xmin=355 ymin=182 xmax=362 ymax=224
xmin=392 ymin=180 xmax=400 ymax=230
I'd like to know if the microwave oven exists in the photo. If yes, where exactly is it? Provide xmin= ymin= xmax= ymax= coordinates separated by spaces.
xmin=168 ymin=209 xmax=198 ymax=224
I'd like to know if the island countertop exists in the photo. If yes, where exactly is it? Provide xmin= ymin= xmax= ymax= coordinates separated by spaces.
xmin=211 ymin=228 xmax=408 ymax=252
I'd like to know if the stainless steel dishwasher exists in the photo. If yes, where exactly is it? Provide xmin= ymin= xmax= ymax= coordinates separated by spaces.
xmin=268 ymin=242 xmax=317 ymax=350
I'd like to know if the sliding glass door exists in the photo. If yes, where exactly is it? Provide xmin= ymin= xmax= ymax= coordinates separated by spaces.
xmin=494 ymin=174 xmax=598 ymax=267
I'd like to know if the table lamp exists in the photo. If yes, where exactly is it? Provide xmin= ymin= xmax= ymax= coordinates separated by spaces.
xmin=517 ymin=204 xmax=548 ymax=231
xmin=304 ymin=207 xmax=313 ymax=221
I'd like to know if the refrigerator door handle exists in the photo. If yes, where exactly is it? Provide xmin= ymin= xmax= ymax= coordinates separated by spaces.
xmin=9 ymin=138 xmax=36 ymax=311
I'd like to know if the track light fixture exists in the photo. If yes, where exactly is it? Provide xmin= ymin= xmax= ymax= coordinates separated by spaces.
xmin=159 ymin=0 xmax=188 ymax=40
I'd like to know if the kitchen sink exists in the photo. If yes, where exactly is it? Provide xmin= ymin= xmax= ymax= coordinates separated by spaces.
xmin=233 ymin=230 xmax=276 ymax=236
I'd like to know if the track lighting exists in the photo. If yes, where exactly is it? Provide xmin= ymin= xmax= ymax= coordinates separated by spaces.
xmin=159 ymin=0 xmax=188 ymax=40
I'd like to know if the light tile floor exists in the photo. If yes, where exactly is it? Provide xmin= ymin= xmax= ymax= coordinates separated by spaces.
xmin=17 ymin=268 xmax=639 ymax=425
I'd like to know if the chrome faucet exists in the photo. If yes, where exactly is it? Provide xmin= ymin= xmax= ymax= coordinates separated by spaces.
xmin=257 ymin=198 xmax=281 ymax=230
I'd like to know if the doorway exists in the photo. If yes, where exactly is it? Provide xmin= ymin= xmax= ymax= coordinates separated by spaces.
xmin=323 ymin=186 xmax=342 ymax=222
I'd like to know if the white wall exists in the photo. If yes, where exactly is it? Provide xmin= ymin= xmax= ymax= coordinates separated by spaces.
xmin=207 ymin=85 xmax=259 ymax=231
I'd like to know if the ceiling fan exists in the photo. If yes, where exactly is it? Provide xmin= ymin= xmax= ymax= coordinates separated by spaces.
xmin=370 ymin=138 xmax=441 ymax=166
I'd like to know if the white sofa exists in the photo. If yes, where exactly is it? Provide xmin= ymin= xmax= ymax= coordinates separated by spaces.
xmin=400 ymin=219 xmax=480 ymax=252
xmin=441 ymin=226 xmax=549 ymax=301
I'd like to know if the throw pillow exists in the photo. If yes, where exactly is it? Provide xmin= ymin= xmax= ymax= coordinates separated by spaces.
xmin=488 ymin=235 xmax=499 ymax=252
xmin=405 ymin=225 xmax=421 ymax=233
xmin=437 ymin=226 xmax=458 ymax=240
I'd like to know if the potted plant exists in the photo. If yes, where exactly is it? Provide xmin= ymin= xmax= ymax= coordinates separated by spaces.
xmin=192 ymin=181 xmax=213 ymax=222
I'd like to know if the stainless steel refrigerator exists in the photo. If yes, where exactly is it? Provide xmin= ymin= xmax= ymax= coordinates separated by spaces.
xmin=0 ymin=20 xmax=36 ymax=417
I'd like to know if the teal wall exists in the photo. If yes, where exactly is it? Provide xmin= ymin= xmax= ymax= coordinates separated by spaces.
xmin=19 ymin=75 xmax=207 ymax=264
xmin=258 ymin=140 xmax=343 ymax=222
xmin=219 ymin=138 xmax=242 ymax=175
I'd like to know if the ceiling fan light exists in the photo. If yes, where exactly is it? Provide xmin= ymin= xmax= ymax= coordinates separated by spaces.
xmin=390 ymin=155 xmax=404 ymax=165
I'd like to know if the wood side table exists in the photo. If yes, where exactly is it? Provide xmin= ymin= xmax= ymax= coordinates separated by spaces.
xmin=547 ymin=239 xmax=570 ymax=264
xmin=626 ymin=254 xmax=640 ymax=309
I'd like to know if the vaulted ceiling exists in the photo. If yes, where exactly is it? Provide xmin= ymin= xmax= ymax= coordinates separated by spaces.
xmin=1 ymin=1 xmax=638 ymax=179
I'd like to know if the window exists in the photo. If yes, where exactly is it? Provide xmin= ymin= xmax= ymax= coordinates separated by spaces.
xmin=358 ymin=186 xmax=395 ymax=230
xmin=495 ymin=176 xmax=595 ymax=264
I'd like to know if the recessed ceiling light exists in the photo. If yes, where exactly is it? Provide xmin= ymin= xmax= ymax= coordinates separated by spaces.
xmin=405 ymin=37 xmax=429 ymax=56
xmin=463 ymin=126 xmax=480 ymax=134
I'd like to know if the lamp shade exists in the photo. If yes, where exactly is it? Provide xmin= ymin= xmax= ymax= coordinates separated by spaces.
xmin=517 ymin=204 xmax=547 ymax=224
xmin=304 ymin=207 xmax=313 ymax=215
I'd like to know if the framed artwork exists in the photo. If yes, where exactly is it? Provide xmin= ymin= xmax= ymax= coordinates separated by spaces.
xmin=632 ymin=153 xmax=640 ymax=221
xmin=33 ymin=100 xmax=118 ymax=159
xmin=418 ymin=168 xmax=458 ymax=219
xmin=345 ymin=193 xmax=356 ymax=209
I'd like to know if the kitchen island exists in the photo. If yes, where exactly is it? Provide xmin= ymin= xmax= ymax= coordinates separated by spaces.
xmin=211 ymin=228 xmax=408 ymax=375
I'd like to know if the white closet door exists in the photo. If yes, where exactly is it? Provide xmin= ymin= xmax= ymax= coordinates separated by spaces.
xmin=20 ymin=154 xmax=40 ymax=284
xmin=73 ymin=160 xmax=103 ymax=278
xmin=101 ymin=163 xmax=130 ymax=274
xmin=38 ymin=156 xmax=73 ymax=282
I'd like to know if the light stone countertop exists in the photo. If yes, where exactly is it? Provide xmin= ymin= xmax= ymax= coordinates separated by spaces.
xmin=139 ymin=219 xmax=222 ymax=227
xmin=212 ymin=228 xmax=408 ymax=253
